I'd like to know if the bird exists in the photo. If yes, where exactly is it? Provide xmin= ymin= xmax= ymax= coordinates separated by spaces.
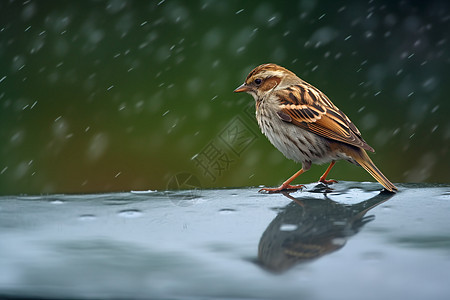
xmin=234 ymin=63 xmax=397 ymax=193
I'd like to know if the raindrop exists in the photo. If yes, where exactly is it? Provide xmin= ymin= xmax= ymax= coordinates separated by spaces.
xmin=22 ymin=2 xmax=36 ymax=20
xmin=11 ymin=55 xmax=26 ymax=72
xmin=310 ymin=27 xmax=338 ymax=46
xmin=118 ymin=209 xmax=143 ymax=218
xmin=422 ymin=77 xmax=438 ymax=91
xmin=106 ymin=0 xmax=126 ymax=14
xmin=86 ymin=132 xmax=109 ymax=161
xmin=202 ymin=27 xmax=223 ymax=50
xmin=268 ymin=15 xmax=278 ymax=25
xmin=52 ymin=117 xmax=69 ymax=139
xmin=280 ymin=224 xmax=298 ymax=231
xmin=360 ymin=113 xmax=378 ymax=130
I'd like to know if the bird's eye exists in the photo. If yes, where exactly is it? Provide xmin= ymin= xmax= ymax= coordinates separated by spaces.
xmin=254 ymin=78 xmax=262 ymax=85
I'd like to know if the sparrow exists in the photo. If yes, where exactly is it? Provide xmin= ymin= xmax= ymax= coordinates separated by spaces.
xmin=234 ymin=63 xmax=397 ymax=193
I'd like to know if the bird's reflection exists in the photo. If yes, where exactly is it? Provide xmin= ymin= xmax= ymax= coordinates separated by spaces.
xmin=258 ymin=187 xmax=394 ymax=273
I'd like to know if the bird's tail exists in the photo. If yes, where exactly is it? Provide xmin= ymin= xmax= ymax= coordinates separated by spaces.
xmin=350 ymin=147 xmax=398 ymax=193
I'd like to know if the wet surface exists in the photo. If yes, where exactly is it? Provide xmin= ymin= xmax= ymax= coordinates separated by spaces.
xmin=1 ymin=182 xmax=450 ymax=299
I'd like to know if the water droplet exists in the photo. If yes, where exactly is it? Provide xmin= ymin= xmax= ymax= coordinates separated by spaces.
xmin=118 ymin=209 xmax=142 ymax=218
xmin=431 ymin=105 xmax=439 ymax=113
xmin=280 ymin=224 xmax=298 ymax=231
xmin=1 ymin=166 xmax=8 ymax=174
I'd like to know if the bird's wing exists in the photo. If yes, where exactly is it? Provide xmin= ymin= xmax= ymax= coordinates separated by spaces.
xmin=275 ymin=86 xmax=374 ymax=152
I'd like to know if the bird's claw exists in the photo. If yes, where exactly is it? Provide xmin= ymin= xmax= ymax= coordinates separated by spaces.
xmin=319 ymin=179 xmax=338 ymax=185
xmin=259 ymin=184 xmax=305 ymax=194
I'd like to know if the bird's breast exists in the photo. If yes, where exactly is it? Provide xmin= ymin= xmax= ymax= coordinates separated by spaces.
xmin=256 ymin=106 xmax=333 ymax=165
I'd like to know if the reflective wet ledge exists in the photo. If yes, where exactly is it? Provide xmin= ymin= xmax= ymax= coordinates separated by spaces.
xmin=1 ymin=182 xmax=450 ymax=300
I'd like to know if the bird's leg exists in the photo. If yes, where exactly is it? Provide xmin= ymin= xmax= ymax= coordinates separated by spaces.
xmin=259 ymin=168 xmax=306 ymax=193
xmin=318 ymin=161 xmax=338 ymax=185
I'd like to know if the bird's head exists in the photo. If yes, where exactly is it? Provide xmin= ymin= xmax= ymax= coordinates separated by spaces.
xmin=234 ymin=63 xmax=300 ymax=101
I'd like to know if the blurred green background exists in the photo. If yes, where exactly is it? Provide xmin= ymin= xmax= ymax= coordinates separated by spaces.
xmin=0 ymin=0 xmax=449 ymax=195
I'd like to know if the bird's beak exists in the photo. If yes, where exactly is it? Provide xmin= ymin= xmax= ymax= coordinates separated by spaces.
xmin=234 ymin=83 xmax=250 ymax=93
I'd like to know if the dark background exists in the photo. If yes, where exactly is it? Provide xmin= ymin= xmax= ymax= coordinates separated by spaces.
xmin=0 ymin=0 xmax=448 ymax=195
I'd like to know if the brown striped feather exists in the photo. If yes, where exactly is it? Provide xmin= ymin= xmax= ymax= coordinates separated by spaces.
xmin=276 ymin=88 xmax=374 ymax=152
